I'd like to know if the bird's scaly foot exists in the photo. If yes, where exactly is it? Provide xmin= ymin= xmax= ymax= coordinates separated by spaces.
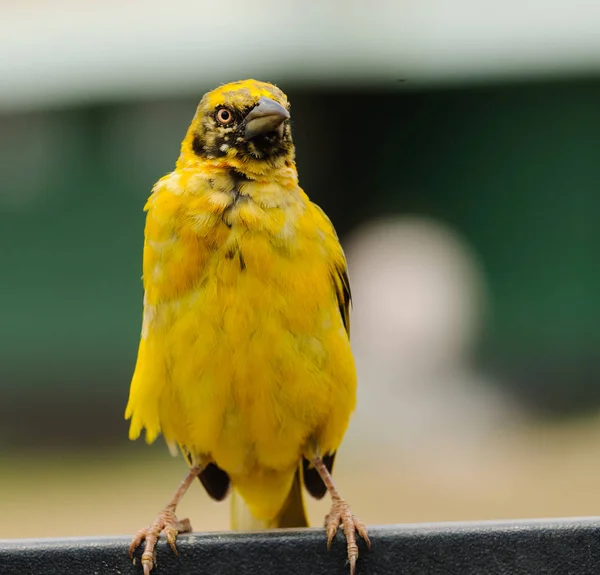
xmin=129 ymin=508 xmax=192 ymax=575
xmin=325 ymin=498 xmax=370 ymax=575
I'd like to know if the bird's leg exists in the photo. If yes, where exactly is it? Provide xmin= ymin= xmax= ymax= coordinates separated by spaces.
xmin=129 ymin=465 xmax=202 ymax=575
xmin=312 ymin=457 xmax=370 ymax=575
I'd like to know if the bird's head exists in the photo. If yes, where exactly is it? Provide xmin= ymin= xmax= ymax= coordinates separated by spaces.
xmin=178 ymin=79 xmax=295 ymax=177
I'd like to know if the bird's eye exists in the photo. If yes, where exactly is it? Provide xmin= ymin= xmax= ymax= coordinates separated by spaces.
xmin=216 ymin=108 xmax=233 ymax=125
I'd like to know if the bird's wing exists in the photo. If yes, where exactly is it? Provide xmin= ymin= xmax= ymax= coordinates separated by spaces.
xmin=332 ymin=262 xmax=351 ymax=336
xmin=126 ymin=177 xmax=219 ymax=443
xmin=141 ymin=179 xmax=217 ymax=306
xmin=301 ymin=202 xmax=351 ymax=498
xmin=309 ymin=202 xmax=352 ymax=336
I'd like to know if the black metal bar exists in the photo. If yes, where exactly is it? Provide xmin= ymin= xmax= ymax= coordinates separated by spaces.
xmin=2 ymin=517 xmax=600 ymax=575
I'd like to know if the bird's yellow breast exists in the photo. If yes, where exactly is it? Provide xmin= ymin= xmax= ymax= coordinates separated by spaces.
xmin=126 ymin=167 xmax=356 ymax=480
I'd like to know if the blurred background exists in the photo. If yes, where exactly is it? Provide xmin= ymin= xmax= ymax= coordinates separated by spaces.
xmin=2 ymin=0 xmax=600 ymax=539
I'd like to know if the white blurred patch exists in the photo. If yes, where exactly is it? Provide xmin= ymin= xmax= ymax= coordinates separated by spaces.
xmin=343 ymin=216 xmax=524 ymax=481
xmin=348 ymin=216 xmax=483 ymax=372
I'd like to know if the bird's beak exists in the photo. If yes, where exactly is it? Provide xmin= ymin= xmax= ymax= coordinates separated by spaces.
xmin=244 ymin=96 xmax=290 ymax=139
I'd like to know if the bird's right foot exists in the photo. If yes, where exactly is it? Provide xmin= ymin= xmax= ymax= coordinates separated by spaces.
xmin=324 ymin=497 xmax=370 ymax=575
xmin=129 ymin=507 xmax=192 ymax=575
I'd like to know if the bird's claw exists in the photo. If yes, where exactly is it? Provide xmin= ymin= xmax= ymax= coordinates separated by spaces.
xmin=324 ymin=498 xmax=370 ymax=575
xmin=129 ymin=508 xmax=192 ymax=574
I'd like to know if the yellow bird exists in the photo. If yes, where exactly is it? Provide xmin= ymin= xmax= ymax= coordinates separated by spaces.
xmin=126 ymin=79 xmax=369 ymax=574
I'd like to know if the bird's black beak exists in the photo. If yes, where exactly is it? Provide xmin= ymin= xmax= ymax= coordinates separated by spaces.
xmin=244 ymin=96 xmax=290 ymax=139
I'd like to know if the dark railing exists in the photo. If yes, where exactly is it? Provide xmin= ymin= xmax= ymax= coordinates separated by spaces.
xmin=2 ymin=517 xmax=600 ymax=574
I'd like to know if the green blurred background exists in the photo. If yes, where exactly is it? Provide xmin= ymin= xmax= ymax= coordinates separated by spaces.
xmin=2 ymin=0 xmax=600 ymax=540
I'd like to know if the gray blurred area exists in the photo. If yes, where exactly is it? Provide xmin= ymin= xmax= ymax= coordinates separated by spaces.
xmin=2 ymin=0 xmax=600 ymax=540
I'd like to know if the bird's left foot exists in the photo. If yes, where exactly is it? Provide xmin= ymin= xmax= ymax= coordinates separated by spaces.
xmin=324 ymin=498 xmax=370 ymax=575
xmin=129 ymin=507 xmax=192 ymax=575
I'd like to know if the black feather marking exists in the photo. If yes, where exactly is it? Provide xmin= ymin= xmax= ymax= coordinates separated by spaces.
xmin=231 ymin=169 xmax=251 ymax=184
xmin=332 ymin=265 xmax=351 ymax=336
xmin=224 ymin=243 xmax=246 ymax=270
xmin=303 ymin=452 xmax=336 ymax=500
xmin=183 ymin=451 xmax=231 ymax=501
xmin=192 ymin=134 xmax=204 ymax=156
xmin=198 ymin=462 xmax=231 ymax=501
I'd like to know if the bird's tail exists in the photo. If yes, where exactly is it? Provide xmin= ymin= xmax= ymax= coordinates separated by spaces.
xmin=230 ymin=466 xmax=308 ymax=530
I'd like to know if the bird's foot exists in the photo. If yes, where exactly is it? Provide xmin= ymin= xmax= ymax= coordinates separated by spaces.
xmin=324 ymin=498 xmax=370 ymax=575
xmin=129 ymin=507 xmax=192 ymax=575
